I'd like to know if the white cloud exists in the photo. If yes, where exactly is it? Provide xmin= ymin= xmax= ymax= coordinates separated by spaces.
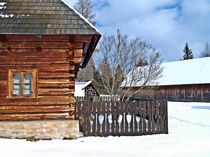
xmin=95 ymin=0 xmax=210 ymax=61
xmin=63 ymin=0 xmax=210 ymax=61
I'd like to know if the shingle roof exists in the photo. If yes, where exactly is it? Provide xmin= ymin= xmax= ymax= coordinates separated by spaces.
xmin=0 ymin=0 xmax=99 ymax=35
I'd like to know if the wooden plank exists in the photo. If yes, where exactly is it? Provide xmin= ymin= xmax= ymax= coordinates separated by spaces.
xmin=95 ymin=102 xmax=102 ymax=136
xmin=129 ymin=102 xmax=134 ymax=135
xmin=151 ymin=101 xmax=156 ymax=134
xmin=0 ymin=81 xmax=7 ymax=86
xmin=0 ymin=64 xmax=74 ymax=71
xmin=38 ymin=83 xmax=70 ymax=88
xmin=111 ymin=101 xmax=116 ymax=136
xmin=106 ymin=102 xmax=111 ymax=136
xmin=38 ymin=88 xmax=70 ymax=94
xmin=39 ymin=73 xmax=75 ymax=79
xmin=160 ymin=100 xmax=165 ymax=133
xmin=38 ymin=96 xmax=70 ymax=102
xmin=147 ymin=100 xmax=152 ymax=134
xmin=38 ymin=79 xmax=69 ymax=84
xmin=0 ymin=113 xmax=70 ymax=121
xmin=164 ymin=101 xmax=169 ymax=134
xmin=124 ymin=102 xmax=129 ymax=136
xmin=142 ymin=101 xmax=147 ymax=135
xmin=86 ymin=101 xmax=92 ymax=136
xmin=0 ymin=57 xmax=70 ymax=65
xmin=0 ymin=101 xmax=69 ymax=106
xmin=156 ymin=101 xmax=160 ymax=133
xmin=92 ymin=101 xmax=96 ymax=136
xmin=6 ymin=41 xmax=70 ymax=49
xmin=102 ymin=102 xmax=106 ymax=136
xmin=74 ymin=49 xmax=83 ymax=58
xmin=0 ymin=105 xmax=69 ymax=111
xmin=139 ymin=101 xmax=143 ymax=135
xmin=133 ymin=102 xmax=138 ymax=134
xmin=7 ymin=49 xmax=70 ymax=57
xmin=115 ymin=101 xmax=120 ymax=136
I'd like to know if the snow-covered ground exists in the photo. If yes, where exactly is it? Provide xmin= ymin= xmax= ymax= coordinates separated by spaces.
xmin=1 ymin=102 xmax=210 ymax=157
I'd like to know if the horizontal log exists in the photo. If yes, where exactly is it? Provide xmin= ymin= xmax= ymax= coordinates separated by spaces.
xmin=0 ymin=57 xmax=70 ymax=65
xmin=38 ymin=83 xmax=70 ymax=88
xmin=0 ymin=72 xmax=7 ymax=80
xmin=0 ymin=106 xmax=70 ymax=114
xmin=5 ymin=34 xmax=91 ymax=43
xmin=0 ymin=113 xmax=71 ymax=121
xmin=0 ymin=64 xmax=74 ymax=71
xmin=74 ymin=49 xmax=83 ymax=58
xmin=0 ymin=81 xmax=7 ymax=86
xmin=6 ymin=41 xmax=70 ymax=49
xmin=68 ymin=42 xmax=84 ymax=49
xmin=73 ymin=57 xmax=83 ymax=64
xmin=38 ymin=65 xmax=75 ymax=71
xmin=38 ymin=79 xmax=70 ymax=84
xmin=0 ymin=101 xmax=69 ymax=106
xmin=0 ymin=93 xmax=7 ymax=97
xmin=39 ymin=88 xmax=70 ymax=93
xmin=38 ymin=73 xmax=75 ymax=79
xmin=38 ymin=96 xmax=70 ymax=102
xmin=0 ymin=49 xmax=70 ymax=57
xmin=38 ymin=89 xmax=71 ymax=96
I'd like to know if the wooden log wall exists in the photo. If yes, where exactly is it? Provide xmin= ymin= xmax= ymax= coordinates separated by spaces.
xmin=150 ymin=85 xmax=210 ymax=102
xmin=0 ymin=35 xmax=86 ymax=121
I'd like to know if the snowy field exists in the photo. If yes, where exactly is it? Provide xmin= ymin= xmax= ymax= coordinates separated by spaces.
xmin=0 ymin=101 xmax=210 ymax=157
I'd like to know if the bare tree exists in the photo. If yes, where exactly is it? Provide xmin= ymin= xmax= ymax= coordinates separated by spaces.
xmin=95 ymin=30 xmax=163 ymax=101
xmin=201 ymin=42 xmax=210 ymax=57
xmin=74 ymin=0 xmax=95 ymax=25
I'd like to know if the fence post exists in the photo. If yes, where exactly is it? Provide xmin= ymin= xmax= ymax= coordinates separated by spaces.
xmin=164 ymin=101 xmax=169 ymax=134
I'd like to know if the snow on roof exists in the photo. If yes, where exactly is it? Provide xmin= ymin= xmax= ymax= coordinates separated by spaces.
xmin=62 ymin=0 xmax=99 ymax=34
xmin=156 ymin=57 xmax=210 ymax=86
xmin=128 ymin=57 xmax=210 ymax=87
xmin=74 ymin=81 xmax=92 ymax=97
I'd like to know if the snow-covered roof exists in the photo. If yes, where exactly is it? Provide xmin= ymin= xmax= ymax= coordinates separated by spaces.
xmin=74 ymin=81 xmax=92 ymax=97
xmin=157 ymin=57 xmax=210 ymax=86
xmin=129 ymin=57 xmax=210 ymax=87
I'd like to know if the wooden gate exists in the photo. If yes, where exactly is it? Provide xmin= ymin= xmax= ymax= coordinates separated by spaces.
xmin=75 ymin=100 xmax=168 ymax=136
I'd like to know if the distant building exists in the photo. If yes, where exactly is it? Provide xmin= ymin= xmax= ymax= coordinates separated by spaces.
xmin=125 ymin=58 xmax=210 ymax=102
xmin=74 ymin=81 xmax=99 ymax=99
xmin=77 ymin=58 xmax=95 ymax=82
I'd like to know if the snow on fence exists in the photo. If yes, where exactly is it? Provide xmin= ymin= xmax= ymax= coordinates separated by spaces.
xmin=75 ymin=100 xmax=168 ymax=137
xmin=75 ymin=95 xmax=120 ymax=102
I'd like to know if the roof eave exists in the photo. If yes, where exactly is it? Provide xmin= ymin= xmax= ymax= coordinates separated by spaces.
xmin=81 ymin=33 xmax=101 ymax=68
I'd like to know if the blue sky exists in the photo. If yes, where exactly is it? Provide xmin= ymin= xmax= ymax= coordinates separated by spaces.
xmin=63 ymin=0 xmax=210 ymax=62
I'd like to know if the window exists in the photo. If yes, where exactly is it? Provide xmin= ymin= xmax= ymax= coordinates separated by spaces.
xmin=8 ymin=70 xmax=37 ymax=98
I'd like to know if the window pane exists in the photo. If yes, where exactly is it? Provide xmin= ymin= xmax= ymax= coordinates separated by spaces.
xmin=24 ymin=73 xmax=32 ymax=96
xmin=13 ymin=73 xmax=21 ymax=96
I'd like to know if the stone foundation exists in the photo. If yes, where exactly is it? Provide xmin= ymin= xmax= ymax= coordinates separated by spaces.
xmin=0 ymin=120 xmax=83 ymax=139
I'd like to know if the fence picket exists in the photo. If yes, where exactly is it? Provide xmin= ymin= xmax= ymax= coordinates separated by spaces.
xmin=142 ymin=101 xmax=147 ymax=135
xmin=151 ymin=101 xmax=156 ymax=134
xmin=147 ymin=101 xmax=152 ymax=134
xmin=92 ymin=101 xmax=96 ymax=136
xmin=111 ymin=101 xmax=115 ymax=135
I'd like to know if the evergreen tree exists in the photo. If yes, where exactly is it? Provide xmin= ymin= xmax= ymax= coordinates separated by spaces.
xmin=201 ymin=42 xmax=210 ymax=57
xmin=183 ymin=43 xmax=193 ymax=60
xmin=74 ymin=0 xmax=95 ymax=25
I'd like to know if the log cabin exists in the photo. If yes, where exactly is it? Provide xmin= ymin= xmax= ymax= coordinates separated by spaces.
xmin=0 ymin=0 xmax=100 ymax=139
xmin=125 ymin=58 xmax=210 ymax=102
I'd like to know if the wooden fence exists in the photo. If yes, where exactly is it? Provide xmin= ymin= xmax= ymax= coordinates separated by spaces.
xmin=75 ymin=100 xmax=168 ymax=137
